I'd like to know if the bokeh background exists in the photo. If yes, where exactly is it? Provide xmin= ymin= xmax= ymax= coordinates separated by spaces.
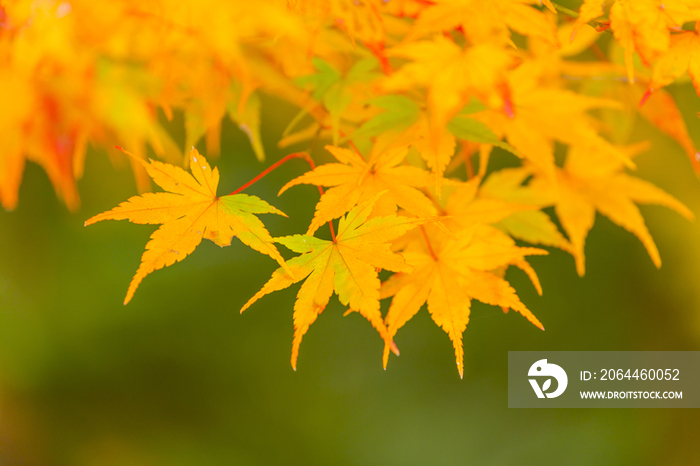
xmin=2 ymin=86 xmax=700 ymax=465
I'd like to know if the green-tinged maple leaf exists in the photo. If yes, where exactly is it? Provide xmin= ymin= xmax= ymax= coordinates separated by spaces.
xmin=279 ymin=144 xmax=436 ymax=235
xmin=447 ymin=114 xmax=517 ymax=155
xmin=296 ymin=57 xmax=380 ymax=145
xmin=352 ymin=95 xmax=421 ymax=141
xmin=347 ymin=100 xmax=458 ymax=196
xmin=478 ymin=167 xmax=573 ymax=252
xmin=531 ymin=144 xmax=694 ymax=276
xmin=297 ymin=59 xmax=343 ymax=101
xmin=240 ymin=193 xmax=437 ymax=370
xmin=442 ymin=176 xmax=542 ymax=233
xmin=381 ymin=223 xmax=546 ymax=378
xmin=85 ymin=148 xmax=291 ymax=304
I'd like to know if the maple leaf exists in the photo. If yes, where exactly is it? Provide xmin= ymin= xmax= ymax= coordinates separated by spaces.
xmin=355 ymin=97 xmax=481 ymax=196
xmin=477 ymin=167 xmax=573 ymax=253
xmin=227 ymin=87 xmax=266 ymax=162
xmin=85 ymin=148 xmax=291 ymax=304
xmin=441 ymin=176 xmax=541 ymax=233
xmin=352 ymin=95 xmax=421 ymax=142
xmin=279 ymin=144 xmax=436 ymax=235
xmin=330 ymin=0 xmax=386 ymax=48
xmin=429 ymin=174 xmax=551 ymax=292
xmin=636 ymin=89 xmax=700 ymax=173
xmin=5 ymin=0 xmax=700 ymax=379
xmin=478 ymin=60 xmax=635 ymax=181
xmin=296 ymin=57 xmax=380 ymax=145
xmin=649 ymin=26 xmax=700 ymax=96
xmin=0 ymin=72 xmax=31 ymax=211
xmin=530 ymin=144 xmax=694 ymax=276
xmin=384 ymin=36 xmax=515 ymax=129
xmin=411 ymin=0 xmax=558 ymax=47
xmin=447 ymin=106 xmax=518 ymax=156
xmin=353 ymin=108 xmax=460 ymax=197
xmin=560 ymin=60 xmax=700 ymax=173
xmin=287 ymin=0 xmax=386 ymax=49
xmin=241 ymin=193 xmax=436 ymax=370
xmin=185 ymin=82 xmax=268 ymax=162
xmin=574 ymin=0 xmax=607 ymax=37
xmin=609 ymin=0 xmax=700 ymax=83
xmin=406 ymin=115 xmax=458 ymax=197
xmin=381 ymin=223 xmax=546 ymax=378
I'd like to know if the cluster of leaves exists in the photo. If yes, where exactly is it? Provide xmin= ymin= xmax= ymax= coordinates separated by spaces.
xmin=3 ymin=0 xmax=699 ymax=376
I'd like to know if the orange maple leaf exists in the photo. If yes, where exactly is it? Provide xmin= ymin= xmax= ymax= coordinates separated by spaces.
xmin=279 ymin=144 xmax=436 ymax=235
xmin=381 ymin=223 xmax=546 ymax=378
xmin=85 ymin=148 xmax=291 ymax=304
xmin=241 ymin=193 xmax=436 ymax=370
xmin=636 ymin=88 xmax=700 ymax=173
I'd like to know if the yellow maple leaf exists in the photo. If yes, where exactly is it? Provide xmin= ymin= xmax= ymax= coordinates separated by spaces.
xmin=533 ymin=144 xmax=694 ymax=276
xmin=478 ymin=60 xmax=634 ymax=181
xmin=610 ymin=0 xmax=700 ymax=83
xmin=443 ymin=175 xmax=542 ymax=233
xmin=381 ymin=223 xmax=546 ymax=378
xmin=478 ymin=167 xmax=573 ymax=253
xmin=410 ymin=0 xmax=558 ymax=47
xmin=410 ymin=116 xmax=458 ymax=197
xmin=85 ymin=148 xmax=291 ymax=304
xmin=554 ymin=57 xmax=700 ymax=173
xmin=573 ymin=0 xmax=607 ymax=38
xmin=384 ymin=37 xmax=515 ymax=130
xmin=649 ymin=27 xmax=700 ymax=95
xmin=287 ymin=0 xmax=386 ymax=48
xmin=358 ymin=108 xmax=459 ymax=197
xmin=279 ymin=144 xmax=436 ymax=234
xmin=241 ymin=193 xmax=436 ymax=370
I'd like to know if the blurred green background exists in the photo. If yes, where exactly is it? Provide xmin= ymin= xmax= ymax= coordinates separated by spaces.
xmin=2 ymin=87 xmax=700 ymax=466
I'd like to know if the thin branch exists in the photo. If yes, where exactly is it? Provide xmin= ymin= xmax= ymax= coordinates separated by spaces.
xmin=550 ymin=2 xmax=580 ymax=19
xmin=550 ymin=1 xmax=612 ymax=32
xmin=229 ymin=150 xmax=337 ymax=241
xmin=229 ymin=152 xmax=316 ymax=195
